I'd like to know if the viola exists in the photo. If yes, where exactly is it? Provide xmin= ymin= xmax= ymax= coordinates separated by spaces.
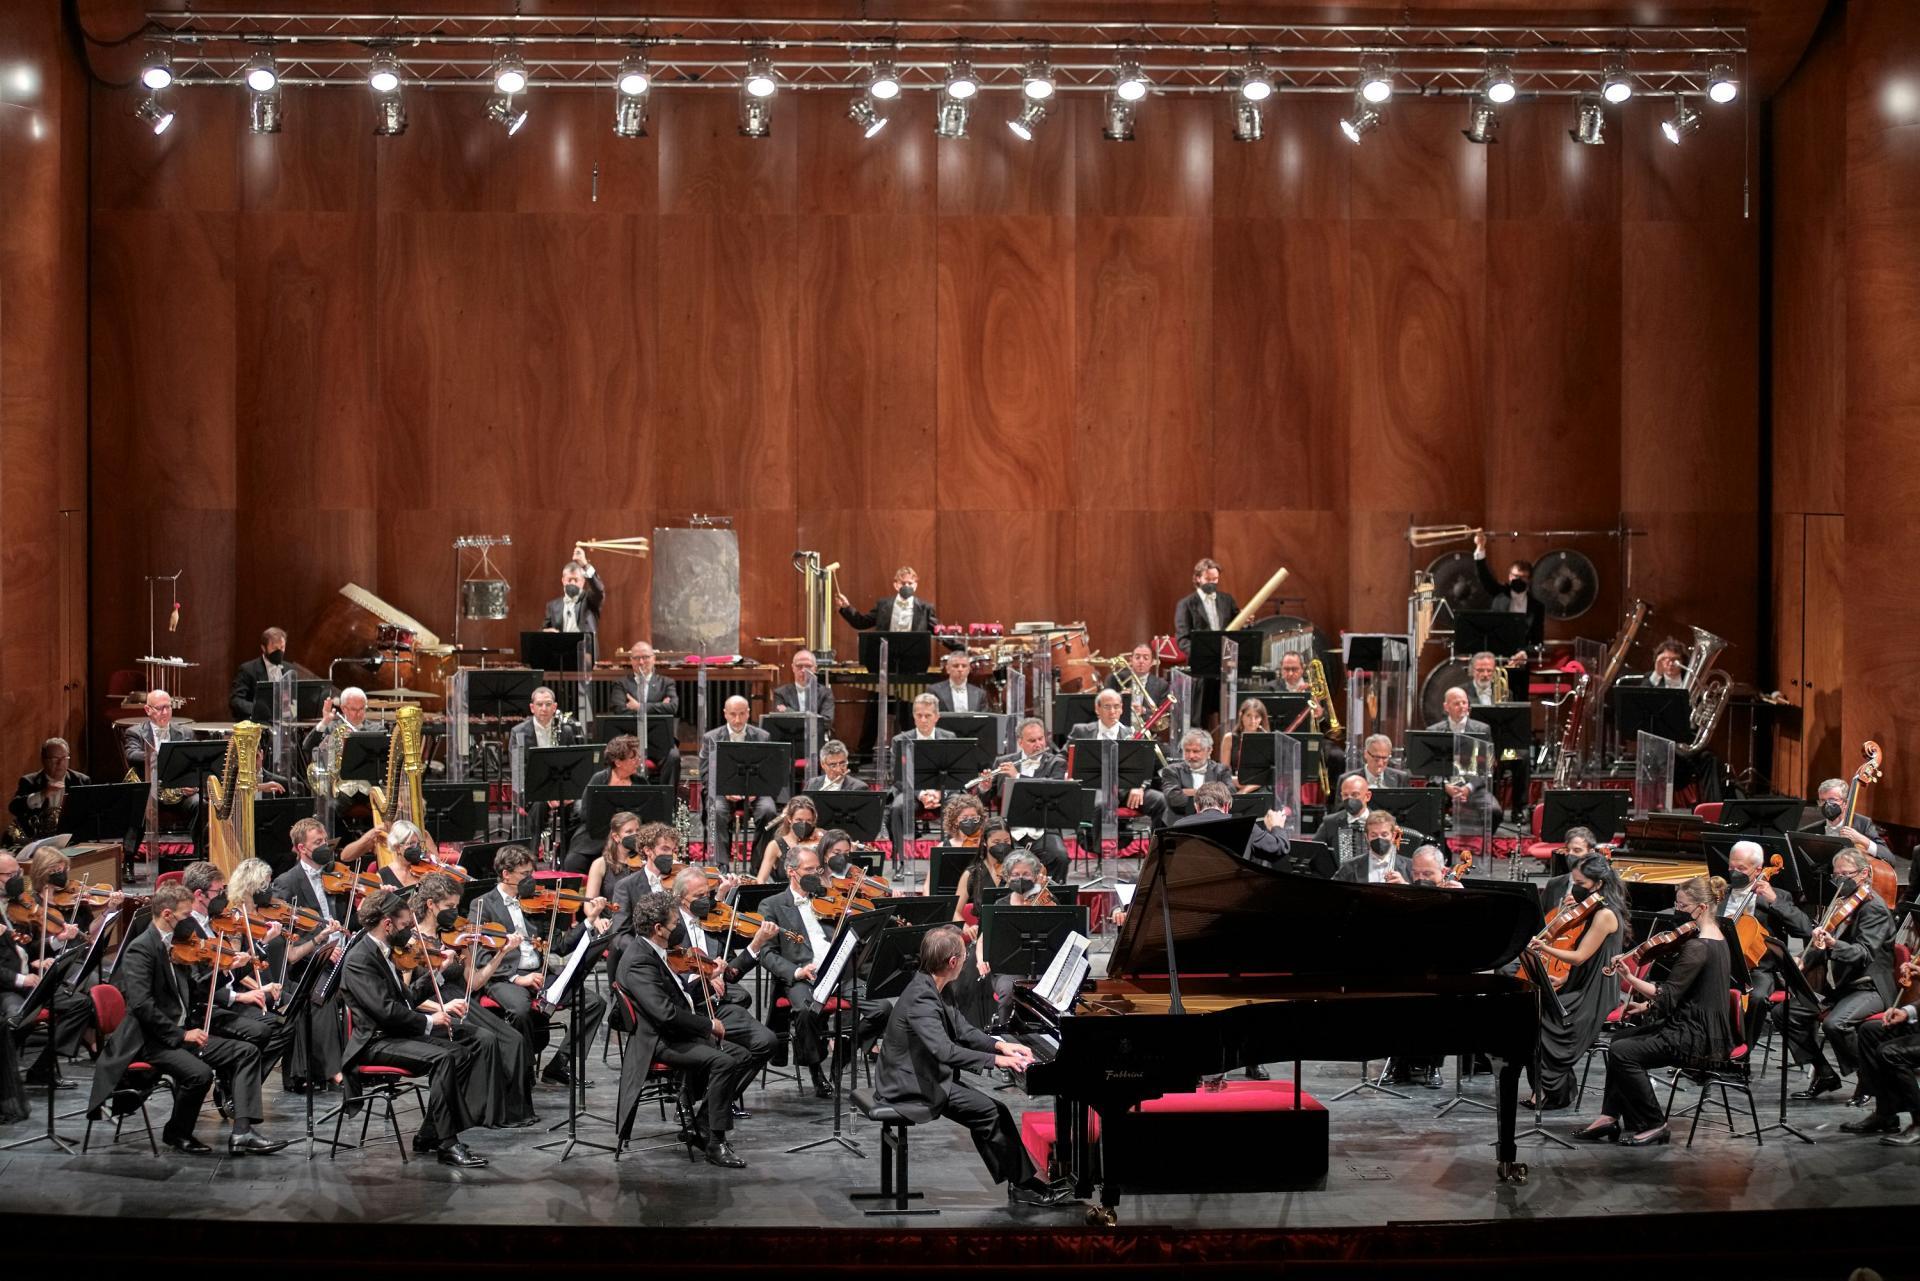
xmin=169 ymin=936 xmax=254 ymax=970
xmin=442 ymin=921 xmax=512 ymax=951
xmin=48 ymin=882 xmax=125 ymax=911
xmin=1604 ymin=922 xmax=1699 ymax=976
xmin=807 ymin=890 xmax=875 ymax=919
xmin=830 ymin=867 xmax=891 ymax=899
xmin=1526 ymin=891 xmax=1605 ymax=988
xmin=699 ymin=902 xmax=805 ymax=947
xmin=665 ymin=946 xmax=723 ymax=977
xmin=518 ymin=886 xmax=608 ymax=917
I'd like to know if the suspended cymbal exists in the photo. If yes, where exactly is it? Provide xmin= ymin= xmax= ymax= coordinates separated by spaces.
xmin=1533 ymin=549 xmax=1599 ymax=620
xmin=1427 ymin=551 xmax=1491 ymax=614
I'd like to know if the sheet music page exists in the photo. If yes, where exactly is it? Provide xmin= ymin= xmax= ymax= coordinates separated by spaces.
xmin=812 ymin=926 xmax=857 ymax=1005
xmin=1037 ymin=931 xmax=1090 ymax=1012
xmin=542 ymin=930 xmax=594 ymax=1007
xmin=1114 ymin=881 xmax=1137 ymax=908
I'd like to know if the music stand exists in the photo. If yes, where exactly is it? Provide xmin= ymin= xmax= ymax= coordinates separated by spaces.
xmin=804 ymin=790 xmax=885 ymax=842
xmin=731 ymin=882 xmax=786 ymax=917
xmin=1237 ymin=733 xmax=1284 ymax=789
xmin=937 ymin=712 xmax=997 ymax=759
xmin=1184 ymin=629 xmax=1263 ymax=680
xmin=1368 ymin=788 xmax=1445 ymax=841
xmin=534 ymin=931 xmax=617 ymax=1160
xmin=714 ymin=741 xmax=793 ymax=868
xmin=1230 ymin=789 xmax=1277 ymax=818
xmin=1276 ymin=838 xmax=1335 ymax=878
xmin=56 ymin=782 xmax=148 ymax=842
xmin=1002 ymin=780 xmax=1092 ymax=837
xmin=1504 ymin=950 xmax=1575 ymax=1149
xmin=858 ymin=631 xmax=933 ymax=677
xmin=293 ymin=679 xmax=335 ymax=719
xmin=457 ymin=876 xmax=501 ymax=914
xmin=1539 ymin=789 xmax=1631 ymax=843
xmin=1786 ymin=832 xmax=1849 ymax=895
xmin=1752 ymin=935 xmax=1819 ymax=1145
xmin=1402 ymin=732 xmax=1458 ymax=781
xmin=865 ymin=923 xmax=936 ymax=1000
xmin=1048 ymin=693 xmax=1099 ymax=744
xmin=610 ymin=715 xmax=679 ymax=778
xmin=1248 ymin=692 xmax=1311 ymax=730
xmin=907 ymin=739 xmax=986 ymax=794
xmin=252 ymin=795 xmax=314 ymax=877
xmin=458 ymin=833 xmax=513 ymax=879
xmin=866 ymin=895 xmax=958 ymax=927
xmin=1611 ymin=687 xmax=1690 ymax=742
xmin=1477 ymin=703 xmax=1533 ymax=761
xmin=928 ymin=846 xmax=977 ymax=897
xmin=157 ymin=739 xmax=229 ymax=792
xmin=521 ymin=631 xmax=589 ymax=674
xmin=763 ymin=712 xmax=828 ymax=765
xmin=335 ymin=732 xmax=390 ymax=785
xmin=1701 ymin=832 xmax=1807 ymax=903
xmin=1719 ymin=796 xmax=1806 ymax=835
xmin=1064 ymin=740 xmax=1157 ymax=792
xmin=582 ymin=784 xmax=672 ymax=832
xmin=462 ymin=669 xmax=544 ymax=719
xmin=978 ymin=905 xmax=1088 ymax=979
xmin=790 ymin=908 xmax=901 ymax=1158
xmin=1453 ymin=611 xmax=1530 ymax=659
xmin=422 ymin=781 xmax=489 ymax=844
xmin=2 ymin=946 xmax=88 ymax=1153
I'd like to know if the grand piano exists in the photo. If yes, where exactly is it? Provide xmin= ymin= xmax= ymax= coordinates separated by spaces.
xmin=1008 ymin=817 xmax=1544 ymax=1224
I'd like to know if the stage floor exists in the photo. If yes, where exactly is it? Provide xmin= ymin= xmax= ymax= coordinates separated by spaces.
xmin=4 ymin=1051 xmax=1915 ymax=1231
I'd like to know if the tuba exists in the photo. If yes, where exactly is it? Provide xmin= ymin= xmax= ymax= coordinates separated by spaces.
xmin=1676 ymin=626 xmax=1731 ymax=756
xmin=206 ymin=722 xmax=263 ymax=878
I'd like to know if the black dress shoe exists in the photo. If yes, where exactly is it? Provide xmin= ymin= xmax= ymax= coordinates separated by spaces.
xmin=1620 ymin=1124 xmax=1670 ymax=1147
xmin=541 ymin=1058 xmax=574 ymax=1087
xmin=808 ymin=1069 xmax=832 ymax=1099
xmin=679 ymin=1127 xmax=709 ymax=1151
xmin=730 ymin=1101 xmax=752 ymax=1120
xmin=1245 ymin=1063 xmax=1271 ymax=1081
xmin=1842 ymin=1112 xmax=1901 ymax=1135
xmin=164 ymin=1135 xmax=214 ymax=1155
xmin=1847 ymin=1092 xmax=1875 ymax=1109
xmin=437 ymin=1141 xmax=488 ymax=1168
xmin=1008 ymin=1179 xmax=1073 ymax=1207
xmin=1791 ymin=1073 xmax=1844 ymax=1100
xmin=1880 ymin=1124 xmax=1920 ymax=1147
xmin=1423 ymin=1069 xmax=1445 ymax=1090
xmin=1572 ymin=1121 xmax=1620 ymax=1143
xmin=229 ymin=1132 xmax=289 ymax=1156
xmin=706 ymin=1139 xmax=746 ymax=1169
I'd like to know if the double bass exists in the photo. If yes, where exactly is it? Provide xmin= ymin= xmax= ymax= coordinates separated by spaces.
xmin=1841 ymin=741 xmax=1899 ymax=909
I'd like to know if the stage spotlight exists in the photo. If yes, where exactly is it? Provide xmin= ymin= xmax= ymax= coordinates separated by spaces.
xmin=1661 ymin=97 xmax=1702 ymax=144
xmin=1007 ymin=98 xmax=1048 ymax=141
xmin=739 ymin=91 xmax=771 ymax=137
xmin=374 ymin=91 xmax=407 ymax=136
xmin=368 ymin=49 xmax=401 ymax=94
xmin=1359 ymin=58 xmax=1393 ymax=104
xmin=135 ymin=91 xmax=174 ymax=135
xmin=617 ymin=53 xmax=651 ymax=97
xmin=1483 ymin=60 xmax=1516 ymax=105
xmin=1569 ymin=94 xmax=1606 ymax=145
xmin=945 ymin=59 xmax=978 ymax=100
xmin=1339 ymin=93 xmax=1381 ymax=143
xmin=848 ymin=94 xmax=888 ymax=138
xmin=614 ymin=90 xmax=648 ymax=138
xmin=1238 ymin=58 xmax=1273 ymax=102
xmin=248 ymin=87 xmax=282 ymax=134
xmin=1114 ymin=60 xmax=1149 ymax=103
xmin=935 ymin=94 xmax=971 ymax=138
xmin=493 ymin=48 xmax=527 ymax=96
xmin=1601 ymin=58 xmax=1632 ymax=105
xmin=1021 ymin=56 xmax=1055 ymax=101
xmin=1232 ymin=96 xmax=1264 ymax=142
xmin=744 ymin=54 xmax=777 ymax=99
xmin=140 ymin=48 xmax=173 ymax=91
xmin=244 ymin=50 xmax=278 ymax=94
xmin=1706 ymin=61 xmax=1738 ymax=104
xmin=867 ymin=60 xmax=901 ymax=101
xmin=1103 ymin=94 xmax=1136 ymax=141
xmin=1462 ymin=96 xmax=1499 ymax=144
xmin=486 ymin=92 xmax=528 ymax=135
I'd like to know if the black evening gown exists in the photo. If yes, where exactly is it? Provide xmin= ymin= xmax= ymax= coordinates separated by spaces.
xmin=1531 ymin=917 xmax=1625 ymax=1109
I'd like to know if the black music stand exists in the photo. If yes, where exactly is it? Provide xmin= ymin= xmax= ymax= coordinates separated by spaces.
xmin=457 ymin=876 xmax=501 ymax=912
xmin=789 ymin=907 xmax=900 ymax=1158
xmin=1503 ymin=950 xmax=1576 ymax=1149
xmin=762 ymin=712 xmax=828 ymax=770
xmin=1184 ymin=629 xmax=1263 ymax=680
xmin=422 ymin=781 xmax=489 ymax=844
xmin=157 ymin=739 xmax=229 ymax=791
xmin=1064 ymin=740 xmax=1157 ymax=792
xmin=858 ymin=631 xmax=934 ymax=677
xmin=1237 ymin=732 xmax=1284 ymax=789
xmin=928 ymin=846 xmax=977 ymax=897
xmin=1402 ymin=732 xmax=1458 ymax=781
xmin=1230 ymin=789 xmax=1278 ymax=818
xmin=979 ymin=905 xmax=1087 ymax=979
xmin=1539 ymin=789 xmax=1631 ymax=844
xmin=937 ymin=712 xmax=997 ymax=759
xmin=1477 ymin=703 xmax=1533 ymax=761
xmin=1752 ymin=934 xmax=1818 ymax=1145
xmin=521 ymin=631 xmax=590 ymax=674
xmin=1720 ymin=796 xmax=1806 ymax=835
xmin=1453 ymin=611 xmax=1530 ymax=660
xmin=1368 ymin=787 xmax=1445 ymax=841
xmin=714 ymin=741 xmax=793 ymax=868
xmin=599 ymin=715 xmax=679 ymax=781
xmin=1248 ymin=691 xmax=1311 ymax=730
xmin=1002 ymin=780 xmax=1092 ymax=841
xmin=907 ymin=739 xmax=987 ymax=795
xmin=1276 ymin=838 xmax=1336 ymax=879
xmin=1611 ymin=686 xmax=1690 ymax=743
xmin=252 ymin=795 xmax=314 ymax=877
xmin=302 ymin=928 xmax=358 ymax=1159
xmin=524 ymin=745 xmax=596 ymax=861
xmin=335 ymin=732 xmax=390 ymax=785
xmin=2 ymin=946 xmax=88 ymax=1153
xmin=1786 ymin=832 xmax=1848 ymax=898
xmin=535 ymin=931 xmax=618 ymax=1161
xmin=56 ymin=782 xmax=148 ymax=842
xmin=462 ymin=669 xmax=544 ymax=719
xmin=805 ymin=790 xmax=886 ymax=842
xmin=1048 ymin=693 xmax=1099 ymax=744
xmin=581 ymin=783 xmax=674 ymax=831
xmin=866 ymin=895 xmax=958 ymax=927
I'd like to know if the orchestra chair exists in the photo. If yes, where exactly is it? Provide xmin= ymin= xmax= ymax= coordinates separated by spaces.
xmin=603 ymin=986 xmax=698 ymax=1160
xmin=766 ymin=987 xmax=851 ymax=1096
xmin=1662 ymin=988 xmax=1761 ymax=1148
xmin=330 ymin=1008 xmax=428 ymax=1163
xmin=1520 ymin=806 xmax=1557 ymax=864
xmin=1692 ymin=802 xmax=1724 ymax=823
xmin=76 ymin=984 xmax=166 ymax=1155
xmin=849 ymin=1086 xmax=937 ymax=1216
xmin=154 ymin=871 xmax=184 ymax=888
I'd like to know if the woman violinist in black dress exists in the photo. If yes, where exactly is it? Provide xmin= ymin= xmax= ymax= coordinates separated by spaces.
xmin=1526 ymin=854 xmax=1629 ymax=1110
xmin=1573 ymin=875 xmax=1733 ymax=1146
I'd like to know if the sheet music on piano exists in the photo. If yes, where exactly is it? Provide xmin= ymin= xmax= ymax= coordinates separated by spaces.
xmin=1035 ymin=930 xmax=1091 ymax=1014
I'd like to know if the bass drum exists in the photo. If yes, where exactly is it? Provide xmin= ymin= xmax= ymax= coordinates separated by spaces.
xmin=1049 ymin=626 xmax=1097 ymax=693
xmin=1419 ymin=658 xmax=1471 ymax=726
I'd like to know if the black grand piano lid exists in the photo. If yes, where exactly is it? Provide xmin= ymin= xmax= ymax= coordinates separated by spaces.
xmin=1110 ymin=825 xmax=1545 ymax=979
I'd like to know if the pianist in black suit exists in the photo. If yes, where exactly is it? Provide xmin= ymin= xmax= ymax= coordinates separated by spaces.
xmin=872 ymin=925 xmax=1069 ymax=1207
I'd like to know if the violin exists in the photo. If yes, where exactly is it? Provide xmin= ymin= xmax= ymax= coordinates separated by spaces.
xmin=1800 ymin=881 xmax=1875 ymax=984
xmin=169 ymin=935 xmax=254 ymax=970
xmin=1526 ymin=891 xmax=1605 ymax=989
xmin=442 ymin=921 xmax=513 ymax=951
xmin=254 ymin=897 xmax=326 ymax=934
xmin=518 ymin=886 xmax=612 ymax=917
xmin=1604 ymin=922 xmax=1698 ymax=977
xmin=209 ymin=911 xmax=278 ymax=942
xmin=1450 ymin=848 xmax=1475 ymax=880
xmin=699 ymin=902 xmax=805 ymax=947
xmin=807 ymin=890 xmax=875 ymax=919
xmin=830 ymin=867 xmax=891 ymax=899
xmin=319 ymin=866 xmax=361 ymax=896
xmin=5 ymin=892 xmax=65 ymax=932
xmin=665 ymin=946 xmax=723 ymax=977
xmin=48 ymin=882 xmax=126 ymax=911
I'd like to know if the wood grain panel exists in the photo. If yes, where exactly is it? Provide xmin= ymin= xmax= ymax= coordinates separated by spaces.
xmin=240 ymin=87 xmax=374 ymax=214
xmin=1843 ymin=511 xmax=1920 ymax=824
xmin=796 ymin=91 xmax=936 ymax=217
xmin=1769 ymin=515 xmax=1807 ymax=795
xmin=933 ymin=511 xmax=1076 ymax=633
xmin=935 ymin=94 xmax=1074 ymax=218
xmin=235 ymin=212 xmax=378 ymax=506
xmin=653 ymin=215 xmax=798 ymax=511
xmin=1347 ymin=220 xmax=1485 ymax=512
xmin=1074 ymin=95 xmax=1213 ymax=218
xmin=1213 ymin=97 xmax=1350 ymax=221
xmin=1844 ymin=222 xmax=1920 ymax=428
xmin=90 ymin=210 xmax=238 ymax=509
xmin=657 ymin=89 xmax=797 ymax=217
xmin=1073 ymin=216 xmax=1212 ymax=511
xmin=234 ymin=510 xmax=379 ymax=680
xmin=1484 ymin=220 xmax=1622 ymax=520
xmin=91 ymin=82 xmax=239 ymax=214
xmin=1627 ymin=510 xmax=1760 ymax=685
xmin=792 ymin=509 xmax=938 ymax=662
xmin=1211 ymin=219 xmax=1348 ymax=512
xmin=1344 ymin=509 xmax=1423 ymax=637
xmin=934 ymin=216 xmax=1074 ymax=511
xmin=373 ymin=88 xmax=508 ymax=214
xmin=508 ymin=86 xmax=658 ymax=215
xmin=1070 ymin=510 xmax=1212 ymax=656
xmin=1349 ymin=97 xmax=1486 ymax=223
xmin=88 ymin=510 xmax=237 ymax=718
xmin=1487 ymin=99 xmax=1622 ymax=223
xmin=1621 ymin=219 xmax=1759 ymax=513
xmin=1621 ymin=95 xmax=1750 ymax=225
xmin=1212 ymin=510 xmax=1350 ymax=639
xmin=1800 ymin=512 xmax=1845 ymax=794
xmin=794 ymin=215 xmax=937 ymax=506
xmin=1845 ymin=0 xmax=1920 ymax=221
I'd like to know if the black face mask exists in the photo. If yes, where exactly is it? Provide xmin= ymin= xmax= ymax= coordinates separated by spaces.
xmin=264 ymin=649 xmax=285 ymax=666
xmin=1343 ymin=796 xmax=1365 ymax=817
xmin=690 ymin=896 xmax=715 ymax=918
xmin=897 ymin=584 xmax=915 ymax=600
xmin=1369 ymin=837 xmax=1394 ymax=856
xmin=517 ymin=878 xmax=544 ymax=900
xmin=1727 ymin=871 xmax=1752 ymax=890
xmin=564 ymin=583 xmax=581 ymax=600
xmin=208 ymin=892 xmax=228 ymax=917
xmin=986 ymin=843 xmax=1012 ymax=862
xmin=826 ymin=852 xmax=852 ymax=876
xmin=435 ymin=907 xmax=458 ymax=931
xmin=1832 ymin=873 xmax=1856 ymax=893
xmin=620 ymin=834 xmax=640 ymax=853
xmin=652 ymin=854 xmax=675 ymax=877
xmin=253 ymin=890 xmax=274 ymax=909
xmin=1007 ymin=876 xmax=1037 ymax=898
xmin=791 ymin=820 xmax=816 ymax=840
xmin=1198 ymin=582 xmax=1217 ymax=596
xmin=307 ymin=845 xmax=336 ymax=870
xmin=47 ymin=869 xmax=68 ymax=889
xmin=402 ymin=846 xmax=427 ymax=865
xmin=798 ymin=874 xmax=825 ymax=897
xmin=1820 ymin=799 xmax=1844 ymax=821
xmin=4 ymin=873 xmax=23 ymax=899
xmin=172 ymin=919 xmax=199 ymax=943
xmin=390 ymin=926 xmax=416 ymax=950
xmin=957 ymin=817 xmax=984 ymax=836
xmin=1509 ymin=577 xmax=1528 ymax=593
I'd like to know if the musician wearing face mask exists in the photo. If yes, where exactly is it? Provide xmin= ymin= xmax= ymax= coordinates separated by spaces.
xmin=1526 ymin=856 xmax=1628 ymax=1111
xmin=757 ymin=847 xmax=840 ymax=1099
xmin=666 ymin=867 xmax=779 ymax=1119
xmin=836 ymin=566 xmax=938 ymax=634
xmin=0 ymin=851 xmax=102 ymax=1091
xmin=377 ymin=820 xmax=445 ymax=891
xmin=584 ymin=811 xmax=643 ymax=902
xmin=610 ymin=823 xmax=684 ymax=945
xmin=406 ymin=874 xmax=537 ymax=1129
xmin=179 ymin=860 xmax=293 ymax=1075
xmin=1333 ymin=811 xmax=1412 ymax=885
xmin=1313 ymin=773 xmax=1374 ymax=864
xmin=1174 ymin=559 xmax=1238 ymax=728
xmin=1842 ymin=953 xmax=1920 ymax=1146
xmin=1802 ymin=777 xmax=1893 ymax=864
xmin=1785 ymin=849 xmax=1897 ymax=1105
xmin=470 ymin=844 xmax=609 ymax=1089
xmin=1574 ymin=877 xmax=1733 ymax=1148
xmin=269 ymin=817 xmax=366 ymax=1091
xmin=542 ymin=544 xmax=603 ymax=653
xmin=87 ymin=882 xmax=286 ymax=1156
xmin=229 ymin=626 xmax=293 ymax=721
xmin=1409 ymin=846 xmax=1462 ymax=890
xmin=754 ymin=796 xmax=821 ymax=884
xmin=1472 ymin=532 xmax=1543 ymax=655
xmin=1717 ymin=840 xmax=1812 ymax=1046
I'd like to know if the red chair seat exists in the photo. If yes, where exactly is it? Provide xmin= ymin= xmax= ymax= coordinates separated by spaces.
xmin=31 ymin=1009 xmax=47 ymax=1025
xmin=128 ymin=1061 xmax=154 ymax=1072
xmin=1605 ymin=1007 xmax=1625 ymax=1024
xmin=356 ymin=1065 xmax=413 ymax=1077
xmin=479 ymin=996 xmax=502 ymax=1010
xmin=773 ymin=996 xmax=849 ymax=1013
xmin=1768 ymin=990 xmax=1785 ymax=1005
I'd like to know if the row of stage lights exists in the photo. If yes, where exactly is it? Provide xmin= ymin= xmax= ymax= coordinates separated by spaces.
xmin=132 ymin=45 xmax=1739 ymax=148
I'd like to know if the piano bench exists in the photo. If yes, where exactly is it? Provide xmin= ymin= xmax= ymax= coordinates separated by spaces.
xmin=1022 ymin=1081 xmax=1330 ymax=1190
xmin=850 ymin=1088 xmax=938 ymax=1216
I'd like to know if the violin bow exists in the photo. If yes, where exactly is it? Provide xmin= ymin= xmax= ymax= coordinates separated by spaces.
xmin=202 ymin=929 xmax=223 ymax=1037
xmin=415 ymin=928 xmax=454 ymax=1035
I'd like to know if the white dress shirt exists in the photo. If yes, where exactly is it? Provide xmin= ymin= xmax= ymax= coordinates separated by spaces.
xmin=1366 ymin=852 xmax=1397 ymax=883
xmin=792 ymin=887 xmax=830 ymax=967
xmin=888 ymin=595 xmax=916 ymax=631
xmin=497 ymin=886 xmax=539 ymax=971
xmin=1199 ymin=593 xmax=1221 ymax=631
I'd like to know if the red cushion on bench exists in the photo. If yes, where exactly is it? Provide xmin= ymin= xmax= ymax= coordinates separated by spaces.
xmin=1019 ymin=1080 xmax=1324 ymax=1170
xmin=356 ymin=1065 xmax=413 ymax=1077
